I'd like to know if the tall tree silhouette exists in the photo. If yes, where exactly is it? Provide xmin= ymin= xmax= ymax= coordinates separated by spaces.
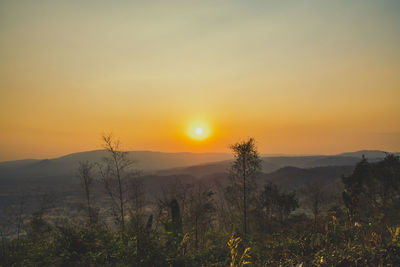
xmin=342 ymin=156 xmax=371 ymax=225
xmin=229 ymin=138 xmax=261 ymax=238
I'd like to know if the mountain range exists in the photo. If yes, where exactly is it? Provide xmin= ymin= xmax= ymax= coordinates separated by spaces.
xmin=1 ymin=149 xmax=398 ymax=219
xmin=0 ymin=149 xmax=397 ymax=188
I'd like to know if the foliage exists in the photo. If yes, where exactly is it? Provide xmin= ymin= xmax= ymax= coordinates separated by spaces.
xmin=257 ymin=182 xmax=299 ymax=227
xmin=2 ymin=145 xmax=400 ymax=266
xmin=342 ymin=154 xmax=400 ymax=225
xmin=227 ymin=234 xmax=251 ymax=267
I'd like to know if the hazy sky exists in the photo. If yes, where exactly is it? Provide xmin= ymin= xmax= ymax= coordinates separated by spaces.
xmin=1 ymin=0 xmax=400 ymax=161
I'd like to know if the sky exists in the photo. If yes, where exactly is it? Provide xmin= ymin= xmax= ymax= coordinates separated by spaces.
xmin=1 ymin=0 xmax=400 ymax=161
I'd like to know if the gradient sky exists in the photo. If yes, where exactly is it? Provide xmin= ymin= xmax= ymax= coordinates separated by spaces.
xmin=1 ymin=0 xmax=400 ymax=161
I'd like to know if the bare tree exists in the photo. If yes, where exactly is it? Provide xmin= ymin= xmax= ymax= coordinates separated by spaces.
xmin=98 ymin=134 xmax=137 ymax=231
xmin=76 ymin=161 xmax=96 ymax=225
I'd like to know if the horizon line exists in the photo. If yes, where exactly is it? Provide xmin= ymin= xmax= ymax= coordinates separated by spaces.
xmin=1 ymin=149 xmax=398 ymax=164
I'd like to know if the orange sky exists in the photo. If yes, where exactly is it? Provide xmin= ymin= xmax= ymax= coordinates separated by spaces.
xmin=1 ymin=1 xmax=400 ymax=161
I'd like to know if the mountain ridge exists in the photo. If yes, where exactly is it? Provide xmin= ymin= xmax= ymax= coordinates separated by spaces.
xmin=2 ymin=149 xmax=397 ymax=165
xmin=0 ymin=150 xmax=397 ymax=182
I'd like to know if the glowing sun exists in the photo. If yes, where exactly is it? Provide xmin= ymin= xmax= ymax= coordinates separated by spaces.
xmin=195 ymin=127 xmax=203 ymax=135
xmin=187 ymin=122 xmax=211 ymax=140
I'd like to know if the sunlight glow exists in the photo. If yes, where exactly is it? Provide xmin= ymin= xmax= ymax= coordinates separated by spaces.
xmin=188 ymin=122 xmax=211 ymax=141
xmin=195 ymin=127 xmax=203 ymax=135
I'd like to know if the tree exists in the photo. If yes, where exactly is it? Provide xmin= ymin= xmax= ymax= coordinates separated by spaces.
xmin=170 ymin=199 xmax=183 ymax=240
xmin=342 ymin=154 xmax=400 ymax=225
xmin=258 ymin=182 xmax=280 ymax=222
xmin=163 ymin=198 xmax=183 ymax=254
xmin=228 ymin=138 xmax=261 ymax=237
xmin=303 ymin=182 xmax=326 ymax=231
xmin=257 ymin=182 xmax=298 ymax=231
xmin=373 ymin=154 xmax=400 ymax=214
xmin=341 ymin=156 xmax=371 ymax=225
xmin=186 ymin=182 xmax=215 ymax=250
xmin=278 ymin=191 xmax=298 ymax=222
xmin=154 ymin=178 xmax=189 ymax=233
xmin=76 ymin=161 xmax=97 ymax=225
xmin=98 ymin=134 xmax=137 ymax=231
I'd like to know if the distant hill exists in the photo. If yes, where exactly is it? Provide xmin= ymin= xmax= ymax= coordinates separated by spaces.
xmin=155 ymin=150 xmax=395 ymax=178
xmin=0 ymin=149 xmax=396 ymax=187
xmin=0 ymin=150 xmax=232 ymax=181
xmin=260 ymin=165 xmax=354 ymax=192
xmin=0 ymin=149 xmax=396 ymax=218
xmin=337 ymin=150 xmax=396 ymax=158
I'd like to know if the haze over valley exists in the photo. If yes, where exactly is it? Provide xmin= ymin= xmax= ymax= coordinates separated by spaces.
xmin=1 ymin=149 xmax=396 ymax=219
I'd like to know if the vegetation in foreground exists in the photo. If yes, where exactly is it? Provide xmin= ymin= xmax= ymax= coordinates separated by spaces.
xmin=1 ymin=136 xmax=399 ymax=266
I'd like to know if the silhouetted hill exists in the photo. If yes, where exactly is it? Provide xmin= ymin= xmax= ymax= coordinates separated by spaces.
xmin=260 ymin=165 xmax=355 ymax=192
xmin=155 ymin=151 xmax=392 ymax=178
xmin=156 ymin=161 xmax=231 ymax=177
xmin=0 ymin=149 xmax=396 ymax=189
xmin=0 ymin=150 xmax=232 ymax=181
xmin=1 ymin=149 xmax=396 ymax=222
xmin=337 ymin=150 xmax=395 ymax=158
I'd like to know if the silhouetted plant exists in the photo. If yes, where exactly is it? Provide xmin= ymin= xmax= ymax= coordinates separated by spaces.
xmin=98 ymin=134 xmax=139 ymax=232
xmin=228 ymin=138 xmax=261 ymax=238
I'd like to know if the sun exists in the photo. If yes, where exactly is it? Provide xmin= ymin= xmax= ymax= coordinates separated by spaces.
xmin=187 ymin=122 xmax=211 ymax=140
xmin=195 ymin=127 xmax=203 ymax=135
